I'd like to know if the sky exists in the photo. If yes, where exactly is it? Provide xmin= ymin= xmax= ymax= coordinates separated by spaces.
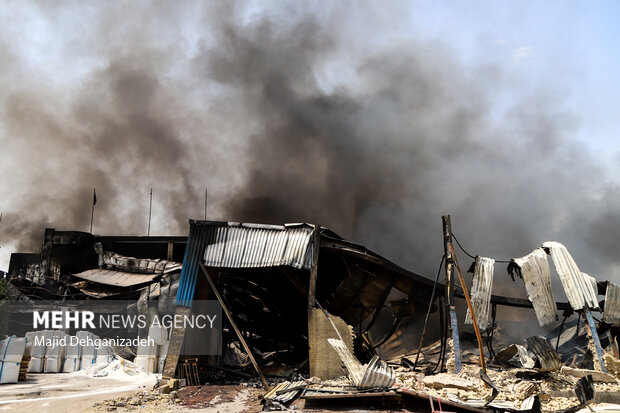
xmin=0 ymin=0 xmax=619 ymax=302
xmin=408 ymin=1 xmax=620 ymax=155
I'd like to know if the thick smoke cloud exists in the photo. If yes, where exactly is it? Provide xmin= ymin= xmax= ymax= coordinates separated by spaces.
xmin=0 ymin=1 xmax=618 ymax=301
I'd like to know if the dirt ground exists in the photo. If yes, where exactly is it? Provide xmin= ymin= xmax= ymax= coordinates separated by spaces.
xmin=86 ymin=384 xmax=265 ymax=413
xmin=0 ymin=372 xmax=157 ymax=412
xmin=0 ymin=375 xmax=265 ymax=413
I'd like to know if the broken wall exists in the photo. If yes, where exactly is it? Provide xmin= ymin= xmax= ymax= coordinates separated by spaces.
xmin=308 ymin=308 xmax=354 ymax=379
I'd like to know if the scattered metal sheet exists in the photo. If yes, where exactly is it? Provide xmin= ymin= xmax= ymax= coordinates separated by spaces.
xmin=494 ymin=344 xmax=535 ymax=368
xmin=264 ymin=380 xmax=306 ymax=404
xmin=72 ymin=269 xmax=161 ymax=287
xmin=603 ymin=281 xmax=620 ymax=326
xmin=327 ymin=338 xmax=395 ymax=388
xmin=359 ymin=355 xmax=396 ymax=389
xmin=479 ymin=370 xmax=499 ymax=406
xmin=100 ymin=251 xmax=182 ymax=274
xmin=542 ymin=241 xmax=598 ymax=311
xmin=70 ymin=280 xmax=127 ymax=298
xmin=327 ymin=338 xmax=364 ymax=385
xmin=465 ymin=256 xmax=494 ymax=329
xmin=574 ymin=375 xmax=595 ymax=406
xmin=302 ymin=388 xmax=398 ymax=400
xmin=512 ymin=248 xmax=558 ymax=326
xmin=526 ymin=336 xmax=561 ymax=371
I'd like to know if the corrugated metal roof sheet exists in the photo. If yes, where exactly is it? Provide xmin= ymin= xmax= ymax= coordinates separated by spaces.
xmin=512 ymin=248 xmax=558 ymax=327
xmin=526 ymin=336 xmax=561 ymax=372
xmin=465 ymin=256 xmax=494 ymax=329
xmin=72 ymin=269 xmax=160 ymax=287
xmin=264 ymin=381 xmax=305 ymax=403
xmin=604 ymin=281 xmax=620 ymax=326
xmin=202 ymin=223 xmax=314 ymax=269
xmin=101 ymin=252 xmax=182 ymax=274
xmin=175 ymin=221 xmax=316 ymax=307
xmin=542 ymin=241 xmax=598 ymax=310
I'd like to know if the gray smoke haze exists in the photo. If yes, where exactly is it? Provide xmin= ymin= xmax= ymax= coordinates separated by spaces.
xmin=1 ymin=1 xmax=619 ymax=303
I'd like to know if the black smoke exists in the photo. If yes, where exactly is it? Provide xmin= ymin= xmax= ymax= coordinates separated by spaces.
xmin=0 ymin=1 xmax=618 ymax=300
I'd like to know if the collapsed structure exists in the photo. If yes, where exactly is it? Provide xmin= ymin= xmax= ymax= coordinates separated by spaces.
xmin=7 ymin=228 xmax=186 ymax=302
xmin=4 ymin=218 xmax=620 ymax=412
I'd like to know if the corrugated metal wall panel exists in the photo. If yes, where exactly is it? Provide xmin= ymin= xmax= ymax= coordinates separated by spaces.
xmin=175 ymin=223 xmax=210 ymax=307
xmin=465 ymin=256 xmax=494 ymax=329
xmin=543 ymin=241 xmax=598 ymax=310
xmin=513 ymin=248 xmax=558 ymax=327
xmin=604 ymin=281 xmax=620 ymax=326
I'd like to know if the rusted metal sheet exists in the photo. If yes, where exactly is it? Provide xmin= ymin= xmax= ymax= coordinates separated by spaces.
xmin=465 ymin=256 xmax=494 ymax=329
xmin=604 ymin=281 xmax=620 ymax=326
xmin=526 ymin=336 xmax=561 ymax=371
xmin=494 ymin=344 xmax=535 ymax=368
xmin=512 ymin=248 xmax=558 ymax=326
xmin=264 ymin=380 xmax=305 ymax=403
xmin=72 ymin=269 xmax=160 ymax=287
xmin=542 ymin=241 xmax=598 ymax=310
xmin=202 ymin=222 xmax=314 ymax=270
xmin=100 ymin=251 xmax=182 ymax=274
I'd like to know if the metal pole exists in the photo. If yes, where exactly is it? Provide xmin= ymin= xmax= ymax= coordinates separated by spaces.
xmin=147 ymin=188 xmax=153 ymax=236
xmin=90 ymin=190 xmax=96 ymax=234
xmin=413 ymin=256 xmax=444 ymax=370
xmin=449 ymin=242 xmax=487 ymax=373
xmin=442 ymin=215 xmax=462 ymax=373
xmin=584 ymin=310 xmax=608 ymax=373
xmin=204 ymin=188 xmax=207 ymax=220
xmin=307 ymin=224 xmax=320 ymax=308
xmin=90 ymin=204 xmax=95 ymax=233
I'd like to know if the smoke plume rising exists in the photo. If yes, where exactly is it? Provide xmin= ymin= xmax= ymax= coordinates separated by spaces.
xmin=0 ymin=1 xmax=618 ymax=305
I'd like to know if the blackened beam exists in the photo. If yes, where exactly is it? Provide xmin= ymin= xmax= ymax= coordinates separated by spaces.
xmin=307 ymin=224 xmax=320 ymax=308
xmin=367 ymin=282 xmax=418 ymax=351
xmin=198 ymin=262 xmax=270 ymax=390
xmin=361 ymin=275 xmax=397 ymax=334
xmin=321 ymin=238 xmax=572 ymax=311
xmin=333 ymin=261 xmax=374 ymax=316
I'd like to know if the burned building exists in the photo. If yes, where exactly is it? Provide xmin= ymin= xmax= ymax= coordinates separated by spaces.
xmin=164 ymin=220 xmax=439 ymax=380
xmin=6 ymin=228 xmax=187 ymax=301
xmin=7 ymin=219 xmax=620 ymax=412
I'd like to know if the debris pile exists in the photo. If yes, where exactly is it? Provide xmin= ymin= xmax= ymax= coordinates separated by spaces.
xmin=89 ymin=388 xmax=181 ymax=412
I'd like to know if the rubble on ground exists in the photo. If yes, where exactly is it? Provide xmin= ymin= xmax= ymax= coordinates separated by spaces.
xmin=88 ymin=388 xmax=181 ymax=412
